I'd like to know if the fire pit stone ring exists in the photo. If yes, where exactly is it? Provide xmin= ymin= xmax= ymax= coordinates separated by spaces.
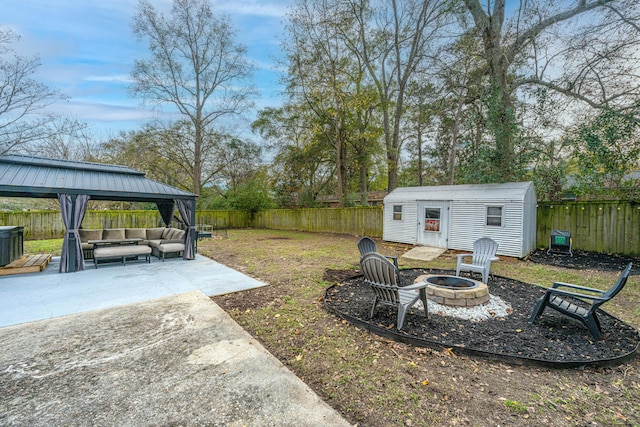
xmin=414 ymin=274 xmax=490 ymax=307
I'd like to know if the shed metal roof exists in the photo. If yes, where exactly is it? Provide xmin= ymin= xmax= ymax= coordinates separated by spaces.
xmin=0 ymin=154 xmax=197 ymax=202
xmin=384 ymin=182 xmax=534 ymax=204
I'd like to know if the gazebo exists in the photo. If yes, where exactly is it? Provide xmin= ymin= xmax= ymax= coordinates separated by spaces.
xmin=0 ymin=154 xmax=198 ymax=273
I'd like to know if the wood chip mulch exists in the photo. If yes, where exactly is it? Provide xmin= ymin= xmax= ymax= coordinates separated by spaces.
xmin=323 ymin=268 xmax=639 ymax=367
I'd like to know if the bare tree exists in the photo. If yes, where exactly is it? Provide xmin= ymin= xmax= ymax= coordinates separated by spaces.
xmin=462 ymin=0 xmax=640 ymax=181
xmin=130 ymin=0 xmax=255 ymax=195
xmin=403 ymin=81 xmax=437 ymax=186
xmin=284 ymin=0 xmax=353 ymax=205
xmin=23 ymin=117 xmax=96 ymax=161
xmin=526 ymin=1 xmax=640 ymax=113
xmin=0 ymin=29 xmax=64 ymax=155
xmin=346 ymin=0 xmax=451 ymax=191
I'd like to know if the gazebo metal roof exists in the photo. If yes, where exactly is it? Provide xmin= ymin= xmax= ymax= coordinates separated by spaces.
xmin=0 ymin=154 xmax=197 ymax=202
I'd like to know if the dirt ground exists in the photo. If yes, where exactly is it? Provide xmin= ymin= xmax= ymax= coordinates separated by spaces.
xmin=202 ymin=230 xmax=640 ymax=427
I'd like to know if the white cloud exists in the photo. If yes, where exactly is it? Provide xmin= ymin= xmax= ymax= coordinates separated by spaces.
xmin=85 ymin=74 xmax=133 ymax=84
xmin=3 ymin=0 xmax=289 ymax=136
xmin=50 ymin=100 xmax=152 ymax=122
xmin=216 ymin=0 xmax=291 ymax=18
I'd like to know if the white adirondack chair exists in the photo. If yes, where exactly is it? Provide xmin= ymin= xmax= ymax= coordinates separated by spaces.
xmin=455 ymin=237 xmax=499 ymax=284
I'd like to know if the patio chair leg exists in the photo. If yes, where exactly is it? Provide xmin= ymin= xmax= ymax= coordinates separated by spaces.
xmin=397 ymin=305 xmax=409 ymax=330
xmin=419 ymin=288 xmax=428 ymax=317
xmin=593 ymin=313 xmax=602 ymax=332
xmin=584 ymin=315 xmax=602 ymax=340
xmin=528 ymin=294 xmax=548 ymax=324
xmin=369 ymin=298 xmax=379 ymax=319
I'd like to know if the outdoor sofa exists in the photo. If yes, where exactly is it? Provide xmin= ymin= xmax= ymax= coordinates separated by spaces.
xmin=79 ymin=227 xmax=187 ymax=263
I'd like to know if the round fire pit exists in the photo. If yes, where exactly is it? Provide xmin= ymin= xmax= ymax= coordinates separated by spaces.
xmin=426 ymin=275 xmax=478 ymax=289
xmin=415 ymin=275 xmax=490 ymax=307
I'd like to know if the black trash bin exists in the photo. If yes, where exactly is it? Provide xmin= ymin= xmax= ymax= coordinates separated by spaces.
xmin=0 ymin=226 xmax=24 ymax=267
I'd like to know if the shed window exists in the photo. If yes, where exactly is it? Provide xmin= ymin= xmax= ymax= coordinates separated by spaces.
xmin=393 ymin=205 xmax=403 ymax=221
xmin=424 ymin=208 xmax=441 ymax=232
xmin=486 ymin=206 xmax=503 ymax=227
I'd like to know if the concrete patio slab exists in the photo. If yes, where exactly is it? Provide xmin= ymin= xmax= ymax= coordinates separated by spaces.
xmin=401 ymin=246 xmax=447 ymax=261
xmin=0 ymin=291 xmax=351 ymax=426
xmin=0 ymin=254 xmax=267 ymax=328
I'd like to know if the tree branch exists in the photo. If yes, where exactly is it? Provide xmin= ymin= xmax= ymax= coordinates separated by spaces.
xmin=505 ymin=0 xmax=616 ymax=63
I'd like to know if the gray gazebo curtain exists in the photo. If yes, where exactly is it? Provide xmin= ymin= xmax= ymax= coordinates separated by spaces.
xmin=59 ymin=193 xmax=90 ymax=273
xmin=156 ymin=201 xmax=174 ymax=227
xmin=175 ymin=199 xmax=196 ymax=260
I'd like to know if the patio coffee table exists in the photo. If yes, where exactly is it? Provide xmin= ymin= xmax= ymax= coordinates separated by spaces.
xmin=88 ymin=238 xmax=143 ymax=248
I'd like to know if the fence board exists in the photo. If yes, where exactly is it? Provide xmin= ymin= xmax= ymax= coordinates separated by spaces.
xmin=536 ymin=202 xmax=640 ymax=257
xmin=2 ymin=202 xmax=639 ymax=257
xmin=251 ymin=207 xmax=382 ymax=237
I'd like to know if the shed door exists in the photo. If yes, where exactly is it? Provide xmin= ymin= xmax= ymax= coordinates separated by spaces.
xmin=417 ymin=201 xmax=450 ymax=248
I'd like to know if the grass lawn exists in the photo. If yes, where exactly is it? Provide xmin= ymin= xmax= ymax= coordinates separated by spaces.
xmin=24 ymin=238 xmax=63 ymax=256
xmin=199 ymin=229 xmax=640 ymax=427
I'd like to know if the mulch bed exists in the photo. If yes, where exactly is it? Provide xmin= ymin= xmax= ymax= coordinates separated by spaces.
xmin=528 ymin=248 xmax=638 ymax=273
xmin=323 ymin=268 xmax=639 ymax=368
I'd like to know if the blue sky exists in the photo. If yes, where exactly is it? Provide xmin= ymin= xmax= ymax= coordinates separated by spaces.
xmin=2 ymin=0 xmax=291 ymax=138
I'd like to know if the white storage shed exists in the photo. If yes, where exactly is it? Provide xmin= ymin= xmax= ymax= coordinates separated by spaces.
xmin=382 ymin=182 xmax=537 ymax=258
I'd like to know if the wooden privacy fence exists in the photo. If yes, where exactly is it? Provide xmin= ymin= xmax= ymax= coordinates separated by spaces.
xmin=0 ymin=210 xmax=250 ymax=240
xmin=536 ymin=202 xmax=640 ymax=257
xmin=0 ymin=210 xmax=64 ymax=241
xmin=2 ymin=203 xmax=639 ymax=257
xmin=251 ymin=207 xmax=383 ymax=237
xmin=196 ymin=210 xmax=250 ymax=230
xmin=0 ymin=210 xmax=164 ymax=240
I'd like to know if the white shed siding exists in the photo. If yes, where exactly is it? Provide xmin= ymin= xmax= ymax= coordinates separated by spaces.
xmin=448 ymin=201 xmax=525 ymax=257
xmin=383 ymin=202 xmax=418 ymax=244
xmin=383 ymin=182 xmax=537 ymax=258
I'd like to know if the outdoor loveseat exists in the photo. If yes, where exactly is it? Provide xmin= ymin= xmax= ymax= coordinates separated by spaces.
xmin=79 ymin=227 xmax=187 ymax=264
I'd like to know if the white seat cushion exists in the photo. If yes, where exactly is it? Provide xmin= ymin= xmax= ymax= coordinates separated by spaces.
xmin=94 ymin=245 xmax=151 ymax=258
xmin=157 ymin=242 xmax=185 ymax=253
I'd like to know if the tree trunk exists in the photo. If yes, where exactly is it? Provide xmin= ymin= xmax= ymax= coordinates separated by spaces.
xmin=334 ymin=115 xmax=344 ymax=207
xmin=358 ymin=147 xmax=368 ymax=195
xmin=193 ymin=123 xmax=202 ymax=196
xmin=448 ymin=99 xmax=464 ymax=185
xmin=417 ymin=129 xmax=423 ymax=187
